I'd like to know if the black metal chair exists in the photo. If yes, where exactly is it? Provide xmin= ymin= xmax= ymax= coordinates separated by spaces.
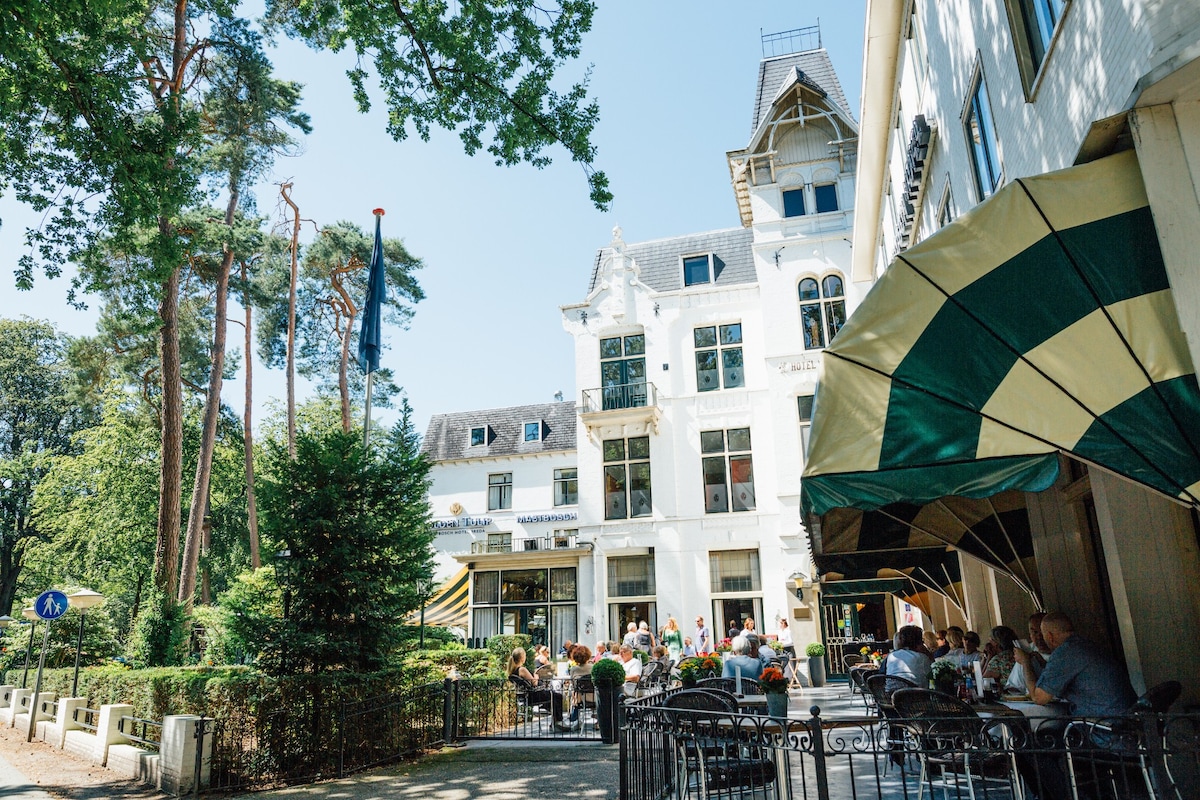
xmin=865 ymin=673 xmax=917 ymax=769
xmin=851 ymin=667 xmax=880 ymax=711
xmin=698 ymin=676 xmax=764 ymax=695
xmin=662 ymin=689 xmax=777 ymax=796
xmin=866 ymin=673 xmax=917 ymax=709
xmin=1065 ymin=680 xmax=1184 ymax=800
xmin=891 ymin=688 xmax=1016 ymax=800
xmin=843 ymin=653 xmax=866 ymax=672
xmin=508 ymin=672 xmax=564 ymax=725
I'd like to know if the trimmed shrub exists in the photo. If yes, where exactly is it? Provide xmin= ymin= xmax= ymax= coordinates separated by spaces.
xmin=486 ymin=634 xmax=531 ymax=661
xmin=591 ymin=657 xmax=626 ymax=687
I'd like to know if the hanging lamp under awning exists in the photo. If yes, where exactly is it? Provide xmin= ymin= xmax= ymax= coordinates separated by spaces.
xmin=802 ymin=149 xmax=1200 ymax=519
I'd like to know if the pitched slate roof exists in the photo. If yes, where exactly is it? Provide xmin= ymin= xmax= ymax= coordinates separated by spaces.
xmin=752 ymin=49 xmax=851 ymax=132
xmin=422 ymin=401 xmax=577 ymax=462
xmin=587 ymin=227 xmax=756 ymax=294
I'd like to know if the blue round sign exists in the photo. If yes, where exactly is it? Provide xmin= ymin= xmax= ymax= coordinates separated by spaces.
xmin=34 ymin=590 xmax=69 ymax=621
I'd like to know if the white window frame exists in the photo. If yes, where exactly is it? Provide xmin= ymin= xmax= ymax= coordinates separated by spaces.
xmin=693 ymin=323 xmax=745 ymax=392
xmin=523 ymin=420 xmax=542 ymax=442
xmin=963 ymin=62 xmax=1003 ymax=204
xmin=1004 ymin=0 xmax=1070 ymax=99
xmin=798 ymin=271 xmax=847 ymax=351
xmin=488 ymin=472 xmax=512 ymax=511
xmin=553 ymin=467 xmax=578 ymax=507
xmin=813 ymin=182 xmax=840 ymax=214
xmin=469 ymin=426 xmax=486 ymax=447
xmin=681 ymin=253 xmax=715 ymax=287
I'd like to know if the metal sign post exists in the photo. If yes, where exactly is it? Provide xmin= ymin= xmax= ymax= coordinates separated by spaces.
xmin=27 ymin=590 xmax=68 ymax=742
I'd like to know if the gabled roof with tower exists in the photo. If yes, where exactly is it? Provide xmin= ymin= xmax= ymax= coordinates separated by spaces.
xmin=751 ymin=49 xmax=853 ymax=132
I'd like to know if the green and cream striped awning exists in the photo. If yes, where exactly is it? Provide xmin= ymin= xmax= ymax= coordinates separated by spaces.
xmin=406 ymin=567 xmax=469 ymax=628
xmin=819 ymin=491 xmax=1038 ymax=600
xmin=802 ymin=150 xmax=1200 ymax=517
xmin=815 ymin=546 xmax=964 ymax=616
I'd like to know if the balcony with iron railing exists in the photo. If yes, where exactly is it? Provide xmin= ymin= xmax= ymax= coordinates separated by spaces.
xmin=579 ymin=381 xmax=660 ymax=438
xmin=468 ymin=531 xmax=584 ymax=555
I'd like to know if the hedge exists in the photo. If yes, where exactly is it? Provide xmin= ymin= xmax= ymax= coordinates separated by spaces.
xmin=1 ymin=648 xmax=495 ymax=723
xmin=486 ymin=634 xmax=531 ymax=661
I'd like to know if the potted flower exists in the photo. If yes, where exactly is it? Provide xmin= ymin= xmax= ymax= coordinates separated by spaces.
xmin=930 ymin=659 xmax=958 ymax=696
xmin=696 ymin=654 xmax=722 ymax=679
xmin=805 ymin=642 xmax=827 ymax=687
xmin=679 ymin=661 xmax=700 ymax=687
xmin=759 ymin=665 xmax=789 ymax=717
xmin=591 ymin=657 xmax=628 ymax=744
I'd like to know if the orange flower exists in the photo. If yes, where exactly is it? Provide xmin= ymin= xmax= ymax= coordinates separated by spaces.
xmin=759 ymin=666 xmax=788 ymax=692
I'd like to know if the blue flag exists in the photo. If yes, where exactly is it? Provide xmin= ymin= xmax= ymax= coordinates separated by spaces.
xmin=358 ymin=212 xmax=386 ymax=374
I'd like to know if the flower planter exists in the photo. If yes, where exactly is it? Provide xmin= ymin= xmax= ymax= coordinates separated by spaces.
xmin=808 ymin=656 xmax=826 ymax=687
xmin=595 ymin=683 xmax=624 ymax=744
xmin=765 ymin=692 xmax=789 ymax=718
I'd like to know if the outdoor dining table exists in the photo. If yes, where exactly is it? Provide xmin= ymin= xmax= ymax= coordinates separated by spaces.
xmin=975 ymin=698 xmax=1069 ymax=731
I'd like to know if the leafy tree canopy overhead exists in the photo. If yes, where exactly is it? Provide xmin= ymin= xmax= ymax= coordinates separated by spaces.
xmin=266 ymin=0 xmax=611 ymax=208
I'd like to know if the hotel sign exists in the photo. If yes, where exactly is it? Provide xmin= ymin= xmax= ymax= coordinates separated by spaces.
xmin=517 ymin=512 xmax=579 ymax=524
xmin=431 ymin=516 xmax=493 ymax=530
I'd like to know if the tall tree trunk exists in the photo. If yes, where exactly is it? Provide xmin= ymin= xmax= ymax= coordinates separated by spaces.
xmin=243 ymin=259 xmax=261 ymax=570
xmin=179 ymin=187 xmax=237 ymax=604
xmin=338 ymin=313 xmax=354 ymax=432
xmin=200 ymin=513 xmax=211 ymax=605
xmin=153 ymin=263 xmax=183 ymax=599
xmin=281 ymin=183 xmax=300 ymax=459
xmin=149 ymin=0 xmax=190 ymax=606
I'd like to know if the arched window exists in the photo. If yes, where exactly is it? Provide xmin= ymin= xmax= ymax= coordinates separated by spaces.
xmin=799 ymin=273 xmax=847 ymax=349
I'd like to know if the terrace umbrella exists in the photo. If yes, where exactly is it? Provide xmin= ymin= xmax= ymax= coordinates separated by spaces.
xmin=802 ymin=151 xmax=1200 ymax=573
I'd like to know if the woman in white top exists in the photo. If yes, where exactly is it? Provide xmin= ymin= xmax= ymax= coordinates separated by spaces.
xmin=885 ymin=625 xmax=932 ymax=687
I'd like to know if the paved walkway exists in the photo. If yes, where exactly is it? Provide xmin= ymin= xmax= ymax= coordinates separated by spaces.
xmin=0 ymin=749 xmax=52 ymax=799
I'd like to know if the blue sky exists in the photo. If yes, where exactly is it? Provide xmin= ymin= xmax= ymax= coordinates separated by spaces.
xmin=0 ymin=2 xmax=866 ymax=435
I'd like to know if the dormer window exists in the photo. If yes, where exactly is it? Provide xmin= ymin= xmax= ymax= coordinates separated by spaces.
xmin=814 ymin=183 xmax=839 ymax=213
xmin=470 ymin=427 xmax=486 ymax=447
xmin=782 ymin=189 xmax=806 ymax=218
xmin=524 ymin=421 xmax=543 ymax=442
xmin=681 ymin=253 xmax=715 ymax=287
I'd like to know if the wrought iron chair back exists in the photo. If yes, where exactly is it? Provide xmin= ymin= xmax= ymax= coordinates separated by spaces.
xmin=698 ymin=676 xmax=763 ymax=695
xmin=866 ymin=673 xmax=916 ymax=709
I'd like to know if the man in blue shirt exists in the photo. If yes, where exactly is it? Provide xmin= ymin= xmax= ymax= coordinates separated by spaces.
xmin=1017 ymin=612 xmax=1136 ymax=716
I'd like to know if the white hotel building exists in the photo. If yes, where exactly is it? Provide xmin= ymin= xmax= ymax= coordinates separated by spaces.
xmin=421 ymin=31 xmax=878 ymax=651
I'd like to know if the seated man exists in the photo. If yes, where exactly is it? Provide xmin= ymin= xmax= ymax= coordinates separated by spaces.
xmin=618 ymin=645 xmax=643 ymax=695
xmin=1017 ymin=612 xmax=1136 ymax=716
xmin=722 ymin=635 xmax=762 ymax=681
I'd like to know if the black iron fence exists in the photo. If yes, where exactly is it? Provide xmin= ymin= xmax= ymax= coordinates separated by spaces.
xmin=620 ymin=692 xmax=1200 ymax=800
xmin=204 ymin=676 xmax=560 ymax=793
xmin=447 ymin=676 xmax=602 ymax=742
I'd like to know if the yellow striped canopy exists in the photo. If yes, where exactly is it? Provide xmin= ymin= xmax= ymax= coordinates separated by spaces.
xmin=802 ymin=150 xmax=1200 ymax=517
xmin=406 ymin=567 xmax=469 ymax=628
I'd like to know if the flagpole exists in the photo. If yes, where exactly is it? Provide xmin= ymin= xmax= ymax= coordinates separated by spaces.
xmin=364 ymin=370 xmax=374 ymax=448
xmin=362 ymin=207 xmax=385 ymax=449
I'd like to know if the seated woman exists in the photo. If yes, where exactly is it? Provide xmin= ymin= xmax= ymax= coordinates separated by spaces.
xmin=566 ymin=645 xmax=593 ymax=729
xmin=507 ymin=647 xmax=566 ymax=728
xmin=983 ymin=625 xmax=1021 ymax=691
xmin=921 ymin=630 xmax=939 ymax=657
xmin=885 ymin=625 xmax=932 ymax=687
xmin=650 ymin=644 xmax=672 ymax=673
xmin=942 ymin=627 xmax=965 ymax=661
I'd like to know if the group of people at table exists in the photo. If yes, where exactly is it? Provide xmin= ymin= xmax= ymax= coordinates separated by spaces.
xmin=503 ymin=615 xmax=796 ymax=730
xmin=882 ymin=611 xmax=1136 ymax=718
